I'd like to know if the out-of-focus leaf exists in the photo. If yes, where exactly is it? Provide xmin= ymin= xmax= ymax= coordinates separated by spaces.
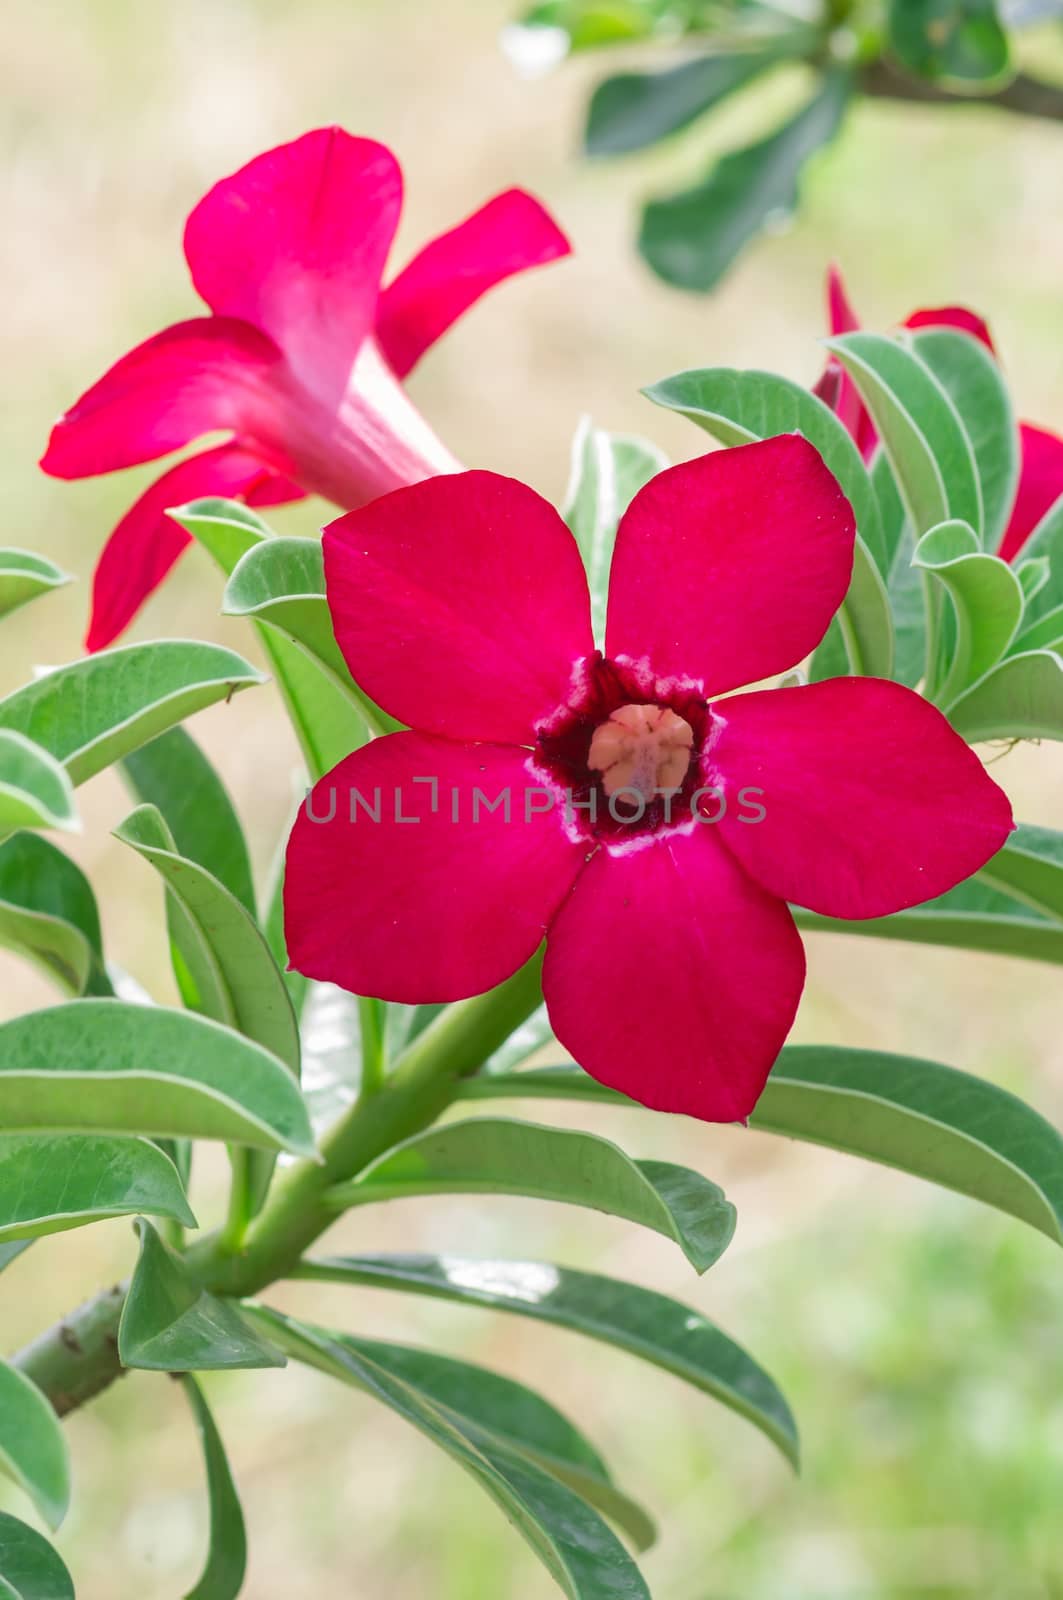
xmin=0 ymin=551 xmax=70 ymax=623
xmin=0 ymin=1513 xmax=74 ymax=1600
xmin=889 ymin=0 xmax=1012 ymax=89
xmin=482 ymin=1004 xmax=553 ymax=1075
xmin=181 ymin=1378 xmax=248 ymax=1600
xmin=0 ymin=734 xmax=78 ymax=835
xmin=255 ymin=1310 xmax=652 ymax=1600
xmin=333 ymin=1117 xmax=735 ymax=1274
xmin=639 ymin=70 xmax=850 ymax=293
xmin=980 ymin=822 xmax=1063 ymax=920
xmin=912 ymin=519 xmax=1023 ymax=703
xmin=826 ymin=332 xmax=982 ymax=537
xmin=563 ymin=419 xmax=668 ymax=646
xmin=120 ymin=1219 xmax=286 ymax=1372
xmin=121 ymin=728 xmax=255 ymax=915
xmin=0 ymin=832 xmax=110 ymax=996
xmin=0 ymin=1360 xmax=69 ymax=1529
xmin=948 ymin=648 xmax=1063 ymax=741
xmin=0 ymin=1133 xmax=195 ymax=1243
xmin=300 ymin=982 xmax=362 ymax=1134
xmin=292 ymin=1255 xmax=798 ymax=1466
xmin=586 ymin=51 xmax=773 ymax=156
xmin=797 ymin=876 xmax=1063 ymax=964
xmin=0 ymin=641 xmax=264 ymax=786
xmin=0 ymin=1001 xmax=316 ymax=1155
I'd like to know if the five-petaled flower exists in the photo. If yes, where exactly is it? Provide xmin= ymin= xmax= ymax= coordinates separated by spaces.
xmin=285 ymin=437 xmax=1014 ymax=1123
xmin=40 ymin=126 xmax=569 ymax=650
xmin=815 ymin=265 xmax=1063 ymax=563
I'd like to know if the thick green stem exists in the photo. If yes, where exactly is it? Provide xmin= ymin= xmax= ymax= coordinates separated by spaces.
xmin=13 ymin=953 xmax=545 ymax=1410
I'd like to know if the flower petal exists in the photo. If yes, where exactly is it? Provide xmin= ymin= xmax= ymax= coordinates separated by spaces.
xmin=375 ymin=188 xmax=571 ymax=379
xmin=999 ymin=422 xmax=1063 ymax=563
xmin=184 ymin=127 xmax=402 ymax=396
xmin=284 ymin=732 xmax=586 ymax=1002
xmin=543 ymin=829 xmax=805 ymax=1123
xmin=604 ymin=436 xmax=855 ymax=697
xmin=904 ymin=304 xmax=994 ymax=352
xmin=706 ymin=677 xmax=1015 ymax=920
xmin=813 ymin=264 xmax=874 ymax=456
xmin=324 ymin=470 xmax=594 ymax=742
xmin=85 ymin=443 xmax=302 ymax=651
xmin=40 ymin=318 xmax=282 ymax=479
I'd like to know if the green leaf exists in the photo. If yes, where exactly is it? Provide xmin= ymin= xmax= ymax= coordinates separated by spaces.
xmin=0 ymin=551 xmax=70 ymax=623
xmin=0 ymin=1133 xmax=195 ymax=1243
xmin=1011 ymin=602 xmax=1063 ymax=656
xmin=121 ymin=728 xmax=255 ymax=915
xmin=0 ymin=1361 xmax=69 ymax=1530
xmin=174 ymin=499 xmax=369 ymax=781
xmin=0 ymin=832 xmax=111 ymax=996
xmin=643 ymin=366 xmax=892 ymax=675
xmin=292 ymin=1255 xmax=798 ymax=1467
xmin=332 ymin=1333 xmax=655 ymax=1551
xmin=585 ymin=51 xmax=773 ymax=156
xmin=0 ymin=734 xmax=78 ymax=836
xmin=912 ymin=520 xmax=1023 ymax=704
xmin=182 ymin=1378 xmax=248 ymax=1600
xmin=332 ymin=1117 xmax=734 ymax=1275
xmin=795 ymin=878 xmax=1063 ymax=966
xmin=254 ymin=1310 xmax=652 ymax=1600
xmin=0 ymin=1001 xmax=316 ymax=1155
xmin=639 ymin=70 xmax=849 ymax=293
xmin=456 ymin=1048 xmax=1063 ymax=1245
xmin=910 ymin=328 xmax=1019 ymax=550
xmin=0 ymin=641 xmax=265 ymax=786
xmin=0 ymin=1513 xmax=73 ymax=1600
xmin=889 ymin=0 xmax=1012 ymax=89
xmin=262 ymin=821 xmax=309 ymax=1021
xmin=120 ymin=1219 xmax=286 ymax=1372
xmin=563 ymin=419 xmax=668 ymax=648
xmin=1017 ymin=493 xmax=1063 ymax=624
xmin=980 ymin=822 xmax=1063 ymax=920
xmin=947 ymin=648 xmax=1063 ymax=741
xmin=825 ymin=332 xmax=982 ymax=537
xmin=507 ymin=0 xmax=678 ymax=57
xmin=222 ymin=538 xmax=397 ymax=737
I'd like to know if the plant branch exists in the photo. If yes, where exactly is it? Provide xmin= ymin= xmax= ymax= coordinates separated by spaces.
xmin=860 ymin=59 xmax=1063 ymax=121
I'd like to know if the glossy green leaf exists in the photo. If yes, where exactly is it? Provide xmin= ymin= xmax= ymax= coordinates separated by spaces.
xmin=563 ymin=419 xmax=668 ymax=647
xmin=948 ymin=648 xmax=1063 ymax=741
xmin=1017 ymin=493 xmax=1063 ymax=623
xmin=0 ymin=1361 xmax=69 ymax=1529
xmin=334 ymin=1334 xmax=655 ymax=1551
xmin=292 ymin=1255 xmax=798 ymax=1466
xmin=585 ymin=51 xmax=772 ymax=156
xmin=0 ymin=551 xmax=70 ymax=623
xmin=120 ymin=1220 xmax=286 ymax=1372
xmin=643 ymin=365 xmax=892 ymax=674
xmin=826 ymin=332 xmax=982 ymax=537
xmin=0 ymin=832 xmax=110 ymax=996
xmin=911 ymin=327 xmax=1019 ymax=549
xmin=0 ymin=734 xmax=78 ymax=835
xmin=0 ymin=641 xmax=265 ymax=786
xmin=457 ymin=1048 xmax=1063 ymax=1244
xmin=223 ymin=538 xmax=397 ymax=737
xmin=0 ymin=1133 xmax=195 ymax=1243
xmin=182 ymin=1378 xmax=248 ymax=1600
xmin=980 ymin=822 xmax=1063 ymax=920
xmin=255 ymin=1310 xmax=652 ymax=1600
xmin=0 ymin=1513 xmax=73 ymax=1600
xmin=1012 ymin=602 xmax=1063 ymax=656
xmin=795 ymin=878 xmax=1063 ymax=965
xmin=262 ymin=820 xmax=309 ymax=1021
xmin=0 ymin=1001 xmax=316 ymax=1155
xmin=174 ymin=499 xmax=368 ymax=781
xmin=889 ymin=0 xmax=1012 ymax=89
xmin=639 ymin=70 xmax=849 ymax=293
xmin=121 ymin=728 xmax=255 ymax=915
xmin=912 ymin=520 xmax=1023 ymax=704
xmin=333 ymin=1118 xmax=734 ymax=1274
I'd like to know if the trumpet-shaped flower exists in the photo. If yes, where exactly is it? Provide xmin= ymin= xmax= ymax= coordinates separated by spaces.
xmin=284 ymin=438 xmax=1013 ymax=1123
xmin=40 ymin=127 xmax=569 ymax=649
xmin=815 ymin=266 xmax=1063 ymax=564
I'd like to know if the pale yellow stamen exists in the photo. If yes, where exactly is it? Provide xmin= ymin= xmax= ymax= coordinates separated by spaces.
xmin=588 ymin=704 xmax=694 ymax=801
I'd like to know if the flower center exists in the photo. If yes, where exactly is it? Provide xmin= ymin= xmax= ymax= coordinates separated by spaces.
xmin=587 ymin=703 xmax=694 ymax=802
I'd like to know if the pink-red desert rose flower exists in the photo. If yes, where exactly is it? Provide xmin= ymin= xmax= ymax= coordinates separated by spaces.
xmin=40 ymin=126 xmax=570 ymax=650
xmin=815 ymin=266 xmax=1063 ymax=564
xmin=284 ymin=437 xmax=1014 ymax=1124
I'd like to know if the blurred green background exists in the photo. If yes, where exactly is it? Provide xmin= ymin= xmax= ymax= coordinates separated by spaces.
xmin=3 ymin=1 xmax=1063 ymax=1595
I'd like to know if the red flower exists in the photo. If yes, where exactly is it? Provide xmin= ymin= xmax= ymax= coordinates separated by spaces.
xmin=284 ymin=438 xmax=1013 ymax=1123
xmin=814 ymin=266 xmax=1063 ymax=563
xmin=40 ymin=127 xmax=570 ymax=651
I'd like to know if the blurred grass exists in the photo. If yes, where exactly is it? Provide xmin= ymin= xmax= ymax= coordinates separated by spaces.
xmin=2 ymin=1 xmax=1063 ymax=1595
